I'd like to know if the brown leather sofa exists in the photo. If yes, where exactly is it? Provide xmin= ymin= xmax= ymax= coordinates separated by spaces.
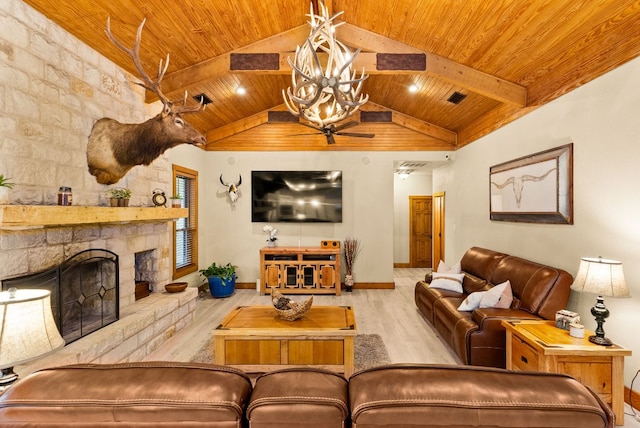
xmin=415 ymin=247 xmax=573 ymax=368
xmin=0 ymin=363 xmax=613 ymax=427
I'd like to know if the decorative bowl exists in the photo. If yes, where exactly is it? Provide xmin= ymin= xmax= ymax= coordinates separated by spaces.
xmin=165 ymin=282 xmax=188 ymax=293
xmin=271 ymin=288 xmax=313 ymax=321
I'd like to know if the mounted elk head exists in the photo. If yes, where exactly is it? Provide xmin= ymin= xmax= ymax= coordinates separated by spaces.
xmin=87 ymin=18 xmax=207 ymax=185
xmin=220 ymin=174 xmax=242 ymax=204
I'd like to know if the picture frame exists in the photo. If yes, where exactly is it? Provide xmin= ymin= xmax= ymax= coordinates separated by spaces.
xmin=489 ymin=143 xmax=573 ymax=224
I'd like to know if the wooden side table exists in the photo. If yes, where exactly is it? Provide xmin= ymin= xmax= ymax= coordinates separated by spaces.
xmin=503 ymin=320 xmax=631 ymax=425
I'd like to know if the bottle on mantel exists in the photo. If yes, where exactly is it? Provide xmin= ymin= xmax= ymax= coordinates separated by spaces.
xmin=58 ymin=187 xmax=72 ymax=206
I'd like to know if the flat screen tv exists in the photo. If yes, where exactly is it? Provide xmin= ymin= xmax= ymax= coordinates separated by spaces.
xmin=251 ymin=170 xmax=342 ymax=223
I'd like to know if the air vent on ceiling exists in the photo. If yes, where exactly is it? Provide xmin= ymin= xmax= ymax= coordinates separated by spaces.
xmin=398 ymin=161 xmax=428 ymax=169
xmin=394 ymin=168 xmax=415 ymax=174
xmin=447 ymin=91 xmax=467 ymax=104
xmin=192 ymin=93 xmax=213 ymax=105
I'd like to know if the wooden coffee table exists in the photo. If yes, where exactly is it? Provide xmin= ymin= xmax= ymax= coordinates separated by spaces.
xmin=213 ymin=305 xmax=357 ymax=376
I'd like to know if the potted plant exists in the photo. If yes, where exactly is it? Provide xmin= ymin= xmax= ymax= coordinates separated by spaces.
xmin=106 ymin=187 xmax=132 ymax=207
xmin=0 ymin=174 xmax=15 ymax=205
xmin=170 ymin=193 xmax=182 ymax=208
xmin=200 ymin=262 xmax=237 ymax=298
xmin=263 ymin=225 xmax=278 ymax=247
xmin=343 ymin=237 xmax=361 ymax=292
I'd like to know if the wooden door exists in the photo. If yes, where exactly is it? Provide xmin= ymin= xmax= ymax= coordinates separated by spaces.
xmin=409 ymin=196 xmax=432 ymax=268
xmin=432 ymin=192 xmax=445 ymax=269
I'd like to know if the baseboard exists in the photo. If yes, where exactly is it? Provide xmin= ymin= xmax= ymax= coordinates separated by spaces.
xmin=394 ymin=263 xmax=411 ymax=268
xmin=625 ymin=386 xmax=640 ymax=412
xmin=344 ymin=282 xmax=395 ymax=290
xmin=235 ymin=282 xmax=257 ymax=289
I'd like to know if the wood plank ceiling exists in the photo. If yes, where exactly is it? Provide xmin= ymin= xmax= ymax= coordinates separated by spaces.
xmin=22 ymin=0 xmax=640 ymax=152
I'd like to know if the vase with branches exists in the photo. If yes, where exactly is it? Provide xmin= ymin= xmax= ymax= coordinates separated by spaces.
xmin=343 ymin=237 xmax=361 ymax=292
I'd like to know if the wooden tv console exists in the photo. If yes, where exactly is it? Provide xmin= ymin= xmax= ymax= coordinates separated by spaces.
xmin=260 ymin=246 xmax=341 ymax=295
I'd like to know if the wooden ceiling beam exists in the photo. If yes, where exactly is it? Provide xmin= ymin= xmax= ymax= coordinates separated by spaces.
xmin=152 ymin=23 xmax=526 ymax=108
xmin=336 ymin=24 xmax=526 ymax=107
xmin=360 ymin=102 xmax=456 ymax=145
xmin=204 ymin=102 xmax=456 ymax=149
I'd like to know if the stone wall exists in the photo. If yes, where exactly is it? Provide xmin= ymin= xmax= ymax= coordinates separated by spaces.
xmin=0 ymin=0 xmax=177 ymax=309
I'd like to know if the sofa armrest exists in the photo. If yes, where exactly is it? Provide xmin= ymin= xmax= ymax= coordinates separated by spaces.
xmin=471 ymin=308 xmax=541 ymax=329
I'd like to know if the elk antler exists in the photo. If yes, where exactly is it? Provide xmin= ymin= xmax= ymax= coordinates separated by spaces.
xmin=105 ymin=17 xmax=205 ymax=113
xmin=106 ymin=17 xmax=170 ymax=104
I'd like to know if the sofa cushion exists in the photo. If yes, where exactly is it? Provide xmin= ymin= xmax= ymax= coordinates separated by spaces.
xmin=349 ymin=364 xmax=613 ymax=428
xmin=0 ymin=362 xmax=252 ymax=427
xmin=490 ymin=256 xmax=569 ymax=317
xmin=248 ymin=368 xmax=348 ymax=428
xmin=460 ymin=247 xmax=507 ymax=284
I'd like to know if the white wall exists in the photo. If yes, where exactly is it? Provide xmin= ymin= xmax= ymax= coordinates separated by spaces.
xmin=168 ymin=151 xmax=449 ymax=285
xmin=393 ymin=172 xmax=433 ymax=264
xmin=435 ymin=56 xmax=640 ymax=386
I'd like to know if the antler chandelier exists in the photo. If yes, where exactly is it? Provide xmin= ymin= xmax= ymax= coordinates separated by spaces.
xmin=283 ymin=1 xmax=369 ymax=128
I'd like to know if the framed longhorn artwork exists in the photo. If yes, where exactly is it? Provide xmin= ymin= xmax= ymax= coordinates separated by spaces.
xmin=489 ymin=143 xmax=573 ymax=224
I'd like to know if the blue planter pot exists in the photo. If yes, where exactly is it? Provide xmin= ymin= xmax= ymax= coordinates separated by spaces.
xmin=208 ymin=276 xmax=235 ymax=298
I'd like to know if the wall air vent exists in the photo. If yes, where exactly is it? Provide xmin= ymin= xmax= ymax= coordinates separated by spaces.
xmin=447 ymin=91 xmax=467 ymax=104
xmin=193 ymin=93 xmax=213 ymax=105
xmin=267 ymin=111 xmax=299 ymax=123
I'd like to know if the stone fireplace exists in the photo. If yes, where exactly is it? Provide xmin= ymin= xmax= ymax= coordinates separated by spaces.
xmin=0 ymin=213 xmax=197 ymax=377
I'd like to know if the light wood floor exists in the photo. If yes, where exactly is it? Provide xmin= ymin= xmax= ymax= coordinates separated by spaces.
xmin=144 ymin=268 xmax=459 ymax=365
xmin=144 ymin=268 xmax=640 ymax=427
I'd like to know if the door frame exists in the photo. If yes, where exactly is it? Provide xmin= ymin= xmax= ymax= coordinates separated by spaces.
xmin=432 ymin=192 xmax=445 ymax=270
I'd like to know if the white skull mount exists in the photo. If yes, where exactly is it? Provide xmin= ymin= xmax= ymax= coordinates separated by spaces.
xmin=220 ymin=174 xmax=242 ymax=204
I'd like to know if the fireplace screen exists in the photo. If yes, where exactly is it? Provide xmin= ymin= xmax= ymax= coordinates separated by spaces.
xmin=1 ymin=249 xmax=119 ymax=344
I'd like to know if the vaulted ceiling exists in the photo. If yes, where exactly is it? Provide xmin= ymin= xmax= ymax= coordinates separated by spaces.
xmin=23 ymin=0 xmax=640 ymax=151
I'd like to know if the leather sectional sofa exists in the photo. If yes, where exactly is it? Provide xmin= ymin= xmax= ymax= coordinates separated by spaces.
xmin=415 ymin=246 xmax=573 ymax=368
xmin=0 ymin=362 xmax=613 ymax=427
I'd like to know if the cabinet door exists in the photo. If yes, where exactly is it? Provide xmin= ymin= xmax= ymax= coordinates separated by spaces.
xmin=284 ymin=265 xmax=299 ymax=289
xmin=318 ymin=264 xmax=337 ymax=289
xmin=300 ymin=265 xmax=317 ymax=289
xmin=264 ymin=264 xmax=281 ymax=288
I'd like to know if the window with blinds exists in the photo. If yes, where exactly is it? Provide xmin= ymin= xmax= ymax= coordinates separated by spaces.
xmin=172 ymin=165 xmax=198 ymax=278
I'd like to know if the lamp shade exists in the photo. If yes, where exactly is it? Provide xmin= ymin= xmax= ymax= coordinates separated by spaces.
xmin=0 ymin=288 xmax=65 ymax=369
xmin=570 ymin=257 xmax=631 ymax=298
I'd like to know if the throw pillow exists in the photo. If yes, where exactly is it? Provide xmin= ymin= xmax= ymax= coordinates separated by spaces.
xmin=457 ymin=290 xmax=487 ymax=311
xmin=436 ymin=260 xmax=462 ymax=274
xmin=493 ymin=280 xmax=513 ymax=309
xmin=428 ymin=272 xmax=465 ymax=293
xmin=479 ymin=280 xmax=513 ymax=308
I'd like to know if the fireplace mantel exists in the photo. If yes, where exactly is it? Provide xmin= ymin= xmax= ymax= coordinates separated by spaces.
xmin=0 ymin=205 xmax=188 ymax=230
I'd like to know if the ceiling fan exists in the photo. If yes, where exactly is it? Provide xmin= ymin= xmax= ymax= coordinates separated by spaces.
xmin=290 ymin=121 xmax=375 ymax=145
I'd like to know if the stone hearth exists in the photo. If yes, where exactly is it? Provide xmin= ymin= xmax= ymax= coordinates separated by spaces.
xmin=18 ymin=287 xmax=197 ymax=377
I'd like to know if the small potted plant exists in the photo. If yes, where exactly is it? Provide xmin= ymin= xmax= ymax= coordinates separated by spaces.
xmin=263 ymin=225 xmax=278 ymax=247
xmin=170 ymin=193 xmax=182 ymax=208
xmin=106 ymin=187 xmax=132 ymax=207
xmin=0 ymin=174 xmax=15 ymax=205
xmin=199 ymin=262 xmax=237 ymax=298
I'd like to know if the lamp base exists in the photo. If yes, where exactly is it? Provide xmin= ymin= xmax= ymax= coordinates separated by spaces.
xmin=0 ymin=367 xmax=18 ymax=386
xmin=589 ymin=335 xmax=613 ymax=346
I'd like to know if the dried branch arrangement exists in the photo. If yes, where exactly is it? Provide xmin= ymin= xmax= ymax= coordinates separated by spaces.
xmin=343 ymin=237 xmax=361 ymax=275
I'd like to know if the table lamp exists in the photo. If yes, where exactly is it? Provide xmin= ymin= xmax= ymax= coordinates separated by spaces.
xmin=0 ymin=288 xmax=65 ymax=386
xmin=570 ymin=257 xmax=631 ymax=346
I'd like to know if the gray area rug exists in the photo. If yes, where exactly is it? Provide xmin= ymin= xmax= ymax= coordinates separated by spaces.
xmin=191 ymin=333 xmax=391 ymax=373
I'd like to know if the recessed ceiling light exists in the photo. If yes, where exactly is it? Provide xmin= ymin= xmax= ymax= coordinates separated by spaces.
xmin=236 ymin=86 xmax=246 ymax=95
xmin=408 ymin=84 xmax=419 ymax=93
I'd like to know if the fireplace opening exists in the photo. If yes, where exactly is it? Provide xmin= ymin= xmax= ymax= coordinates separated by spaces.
xmin=1 ymin=249 xmax=119 ymax=344
xmin=134 ymin=249 xmax=157 ymax=300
